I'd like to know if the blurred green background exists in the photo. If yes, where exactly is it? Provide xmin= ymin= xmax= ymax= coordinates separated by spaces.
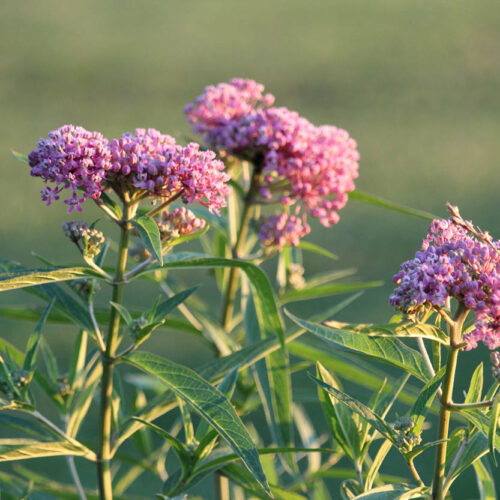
xmin=1 ymin=0 xmax=499 ymax=498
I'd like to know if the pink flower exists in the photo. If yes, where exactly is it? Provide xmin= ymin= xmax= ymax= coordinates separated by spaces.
xmin=390 ymin=216 xmax=500 ymax=350
xmin=157 ymin=207 xmax=206 ymax=238
xmin=29 ymin=125 xmax=111 ymax=213
xmin=109 ymin=129 xmax=230 ymax=212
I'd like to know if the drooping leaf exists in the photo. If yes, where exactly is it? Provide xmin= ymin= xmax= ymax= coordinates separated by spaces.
xmin=131 ymin=214 xmax=163 ymax=266
xmin=286 ymin=311 xmax=431 ymax=381
xmin=124 ymin=351 xmax=271 ymax=495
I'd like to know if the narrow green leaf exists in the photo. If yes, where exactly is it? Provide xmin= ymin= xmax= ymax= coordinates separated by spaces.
xmin=131 ymin=215 xmax=163 ymax=266
xmin=0 ymin=439 xmax=94 ymax=462
xmin=110 ymin=302 xmax=133 ymax=326
xmin=311 ymin=375 xmax=396 ymax=443
xmin=286 ymin=311 xmax=430 ymax=381
xmin=98 ymin=191 xmax=123 ymax=220
xmin=316 ymin=362 xmax=360 ymax=460
xmin=124 ymin=351 xmax=271 ymax=495
xmin=10 ymin=150 xmax=29 ymax=164
xmin=461 ymin=409 xmax=500 ymax=452
xmin=410 ymin=367 xmax=445 ymax=434
xmin=365 ymin=439 xmax=393 ymax=491
xmin=445 ymin=432 xmax=489 ymax=489
xmin=489 ymin=393 xmax=500 ymax=466
xmin=472 ymin=458 xmax=497 ymax=500
xmin=351 ymin=484 xmax=429 ymax=499
xmin=67 ymin=330 xmax=88 ymax=390
xmin=281 ymin=282 xmax=383 ymax=304
xmin=298 ymin=241 xmax=338 ymax=261
xmin=350 ymin=190 xmax=436 ymax=221
xmin=154 ymin=286 xmax=199 ymax=322
xmin=23 ymin=299 xmax=54 ymax=373
xmin=0 ymin=265 xmax=98 ymax=292
xmin=324 ymin=320 xmax=448 ymax=345
xmin=245 ymin=291 xmax=292 ymax=453
xmin=464 ymin=363 xmax=483 ymax=404
xmin=131 ymin=417 xmax=191 ymax=474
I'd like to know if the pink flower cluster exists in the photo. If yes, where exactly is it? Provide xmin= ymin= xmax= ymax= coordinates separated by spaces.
xmin=157 ymin=207 xmax=206 ymax=239
xmin=28 ymin=125 xmax=111 ymax=212
xmin=29 ymin=126 xmax=229 ymax=214
xmin=390 ymin=218 xmax=500 ymax=350
xmin=185 ymin=79 xmax=359 ymax=247
xmin=258 ymin=214 xmax=310 ymax=250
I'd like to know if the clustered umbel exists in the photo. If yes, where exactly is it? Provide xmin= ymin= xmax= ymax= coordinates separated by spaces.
xmin=393 ymin=417 xmax=422 ymax=454
xmin=28 ymin=125 xmax=112 ymax=213
xmin=62 ymin=220 xmax=105 ymax=259
xmin=0 ymin=370 xmax=29 ymax=400
xmin=30 ymin=127 xmax=230 ymax=215
xmin=157 ymin=207 xmax=206 ymax=240
xmin=130 ymin=316 xmax=148 ymax=337
xmin=491 ymin=351 xmax=500 ymax=383
xmin=390 ymin=216 xmax=500 ymax=350
xmin=185 ymin=78 xmax=359 ymax=249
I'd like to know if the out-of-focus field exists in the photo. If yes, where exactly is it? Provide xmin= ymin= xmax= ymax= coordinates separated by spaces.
xmin=1 ymin=1 xmax=499 ymax=497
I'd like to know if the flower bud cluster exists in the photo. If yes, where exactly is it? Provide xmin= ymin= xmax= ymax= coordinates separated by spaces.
xmin=62 ymin=220 xmax=105 ymax=259
xmin=185 ymin=79 xmax=359 ymax=247
xmin=393 ymin=417 xmax=421 ymax=454
xmin=258 ymin=214 xmax=310 ymax=251
xmin=390 ymin=217 xmax=500 ymax=350
xmin=30 ymin=126 xmax=230 ymax=214
xmin=157 ymin=207 xmax=206 ymax=240
xmin=0 ymin=370 xmax=29 ymax=400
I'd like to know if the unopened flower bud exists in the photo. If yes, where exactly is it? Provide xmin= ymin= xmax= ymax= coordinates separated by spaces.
xmin=62 ymin=221 xmax=105 ymax=259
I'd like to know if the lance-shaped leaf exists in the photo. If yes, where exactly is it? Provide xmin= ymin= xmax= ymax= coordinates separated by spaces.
xmin=245 ymin=292 xmax=292 ymax=454
xmin=444 ymin=432 xmax=489 ymax=490
xmin=281 ymin=281 xmax=383 ymax=304
xmin=131 ymin=214 xmax=163 ymax=266
xmin=153 ymin=286 xmax=199 ymax=322
xmin=350 ymin=484 xmax=429 ymax=499
xmin=350 ymin=190 xmax=436 ymax=221
xmin=472 ymin=458 xmax=496 ymax=500
xmin=310 ymin=375 xmax=397 ymax=443
xmin=461 ymin=409 xmax=500 ymax=453
xmin=286 ymin=311 xmax=431 ymax=381
xmin=0 ymin=266 xmax=98 ymax=292
xmin=316 ymin=362 xmax=360 ymax=460
xmin=409 ymin=367 xmax=445 ymax=434
xmin=464 ymin=363 xmax=483 ymax=404
xmin=324 ymin=320 xmax=448 ymax=345
xmin=298 ymin=241 xmax=338 ymax=261
xmin=124 ymin=351 xmax=271 ymax=496
xmin=489 ymin=393 xmax=500 ymax=466
xmin=0 ymin=439 xmax=95 ymax=462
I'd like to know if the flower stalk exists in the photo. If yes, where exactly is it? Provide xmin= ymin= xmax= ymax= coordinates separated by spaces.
xmin=431 ymin=304 xmax=468 ymax=500
xmin=97 ymin=201 xmax=133 ymax=500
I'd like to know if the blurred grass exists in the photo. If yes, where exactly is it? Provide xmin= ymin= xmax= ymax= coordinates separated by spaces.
xmin=1 ymin=0 xmax=500 ymax=497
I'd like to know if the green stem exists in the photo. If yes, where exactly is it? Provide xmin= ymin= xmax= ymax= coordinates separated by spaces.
xmin=97 ymin=203 xmax=132 ymax=500
xmin=221 ymin=165 xmax=262 ymax=331
xmin=431 ymin=304 xmax=468 ymax=500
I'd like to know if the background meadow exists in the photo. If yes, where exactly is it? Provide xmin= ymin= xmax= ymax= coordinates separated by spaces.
xmin=1 ymin=1 xmax=499 ymax=497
